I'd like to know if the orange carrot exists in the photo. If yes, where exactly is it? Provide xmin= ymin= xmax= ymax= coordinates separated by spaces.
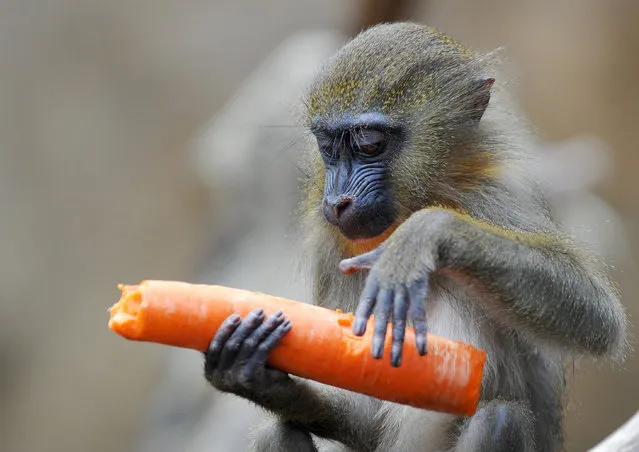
xmin=109 ymin=280 xmax=486 ymax=416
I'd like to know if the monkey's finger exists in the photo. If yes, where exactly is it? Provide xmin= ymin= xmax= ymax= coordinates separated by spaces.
xmin=409 ymin=279 xmax=429 ymax=355
xmin=236 ymin=311 xmax=285 ymax=362
xmin=372 ymin=288 xmax=393 ymax=359
xmin=204 ymin=313 xmax=241 ymax=376
xmin=353 ymin=274 xmax=380 ymax=336
xmin=244 ymin=320 xmax=293 ymax=376
xmin=338 ymin=245 xmax=385 ymax=275
xmin=218 ymin=308 xmax=265 ymax=369
xmin=390 ymin=285 xmax=409 ymax=367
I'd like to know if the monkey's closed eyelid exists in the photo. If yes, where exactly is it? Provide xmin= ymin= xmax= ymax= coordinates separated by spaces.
xmin=354 ymin=128 xmax=387 ymax=146
xmin=353 ymin=130 xmax=388 ymax=157
xmin=315 ymin=135 xmax=339 ymax=159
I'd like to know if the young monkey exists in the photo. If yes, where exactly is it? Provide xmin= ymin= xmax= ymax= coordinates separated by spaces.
xmin=203 ymin=22 xmax=627 ymax=451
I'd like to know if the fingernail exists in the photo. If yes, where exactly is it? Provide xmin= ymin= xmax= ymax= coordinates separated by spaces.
xmin=391 ymin=356 xmax=401 ymax=367
xmin=372 ymin=338 xmax=384 ymax=358
xmin=391 ymin=343 xmax=402 ymax=366
xmin=353 ymin=319 xmax=367 ymax=335
xmin=253 ymin=308 xmax=265 ymax=316
xmin=230 ymin=314 xmax=241 ymax=323
xmin=282 ymin=320 xmax=292 ymax=329
xmin=416 ymin=336 xmax=428 ymax=355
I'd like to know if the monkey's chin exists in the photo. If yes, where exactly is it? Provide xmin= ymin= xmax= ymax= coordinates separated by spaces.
xmin=338 ymin=226 xmax=387 ymax=243
xmin=351 ymin=234 xmax=386 ymax=245
xmin=340 ymin=223 xmax=400 ymax=256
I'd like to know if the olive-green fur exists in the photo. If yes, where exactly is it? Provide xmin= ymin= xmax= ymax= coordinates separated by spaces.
xmin=306 ymin=23 xmax=476 ymax=122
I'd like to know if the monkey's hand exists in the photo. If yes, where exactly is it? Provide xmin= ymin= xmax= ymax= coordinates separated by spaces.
xmin=338 ymin=209 xmax=450 ymax=367
xmin=205 ymin=309 xmax=383 ymax=447
xmin=204 ymin=308 xmax=297 ymax=407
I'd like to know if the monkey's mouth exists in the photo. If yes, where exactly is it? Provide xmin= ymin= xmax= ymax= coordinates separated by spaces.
xmin=333 ymin=211 xmax=396 ymax=242
xmin=338 ymin=221 xmax=392 ymax=242
xmin=322 ymin=195 xmax=397 ymax=241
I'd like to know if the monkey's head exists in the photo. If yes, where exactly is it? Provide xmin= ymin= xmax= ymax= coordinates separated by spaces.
xmin=305 ymin=22 xmax=494 ymax=243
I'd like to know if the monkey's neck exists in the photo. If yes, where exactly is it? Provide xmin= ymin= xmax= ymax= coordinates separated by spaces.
xmin=338 ymin=220 xmax=403 ymax=257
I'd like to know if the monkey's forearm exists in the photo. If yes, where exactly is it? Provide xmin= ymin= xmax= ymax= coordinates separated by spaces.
xmin=416 ymin=208 xmax=625 ymax=355
xmin=258 ymin=378 xmax=382 ymax=450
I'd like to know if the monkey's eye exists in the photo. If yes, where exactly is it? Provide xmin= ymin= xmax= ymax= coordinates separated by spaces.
xmin=315 ymin=134 xmax=337 ymax=159
xmin=354 ymin=129 xmax=386 ymax=156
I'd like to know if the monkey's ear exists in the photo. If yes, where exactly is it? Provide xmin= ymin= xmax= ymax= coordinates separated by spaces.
xmin=468 ymin=77 xmax=495 ymax=122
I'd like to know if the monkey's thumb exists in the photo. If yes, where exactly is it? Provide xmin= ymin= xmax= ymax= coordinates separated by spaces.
xmin=338 ymin=246 xmax=384 ymax=275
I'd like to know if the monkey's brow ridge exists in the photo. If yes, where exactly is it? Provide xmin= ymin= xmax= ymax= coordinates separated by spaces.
xmin=311 ymin=111 xmax=397 ymax=134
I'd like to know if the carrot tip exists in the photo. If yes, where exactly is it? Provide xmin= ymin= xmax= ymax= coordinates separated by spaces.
xmin=109 ymin=283 xmax=143 ymax=340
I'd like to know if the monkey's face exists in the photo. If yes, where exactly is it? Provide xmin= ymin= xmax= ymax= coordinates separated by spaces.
xmin=306 ymin=22 xmax=497 ymax=242
xmin=311 ymin=113 xmax=401 ymax=242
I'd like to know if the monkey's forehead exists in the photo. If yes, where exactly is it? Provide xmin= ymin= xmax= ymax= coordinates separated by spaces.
xmin=309 ymin=111 xmax=394 ymax=134
xmin=305 ymin=23 xmax=478 ymax=121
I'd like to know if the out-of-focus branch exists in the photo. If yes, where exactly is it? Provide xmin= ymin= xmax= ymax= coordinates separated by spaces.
xmin=589 ymin=412 xmax=639 ymax=452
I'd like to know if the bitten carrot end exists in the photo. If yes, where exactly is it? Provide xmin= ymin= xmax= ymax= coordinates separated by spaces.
xmin=109 ymin=283 xmax=144 ymax=339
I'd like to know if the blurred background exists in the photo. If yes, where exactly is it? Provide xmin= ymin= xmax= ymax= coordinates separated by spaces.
xmin=0 ymin=1 xmax=637 ymax=451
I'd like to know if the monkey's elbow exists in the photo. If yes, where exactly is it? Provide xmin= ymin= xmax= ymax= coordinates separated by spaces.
xmin=584 ymin=298 xmax=629 ymax=362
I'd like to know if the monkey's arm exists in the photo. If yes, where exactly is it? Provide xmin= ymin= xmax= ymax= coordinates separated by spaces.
xmin=340 ymin=207 xmax=627 ymax=364
xmin=454 ymin=400 xmax=536 ymax=452
xmin=204 ymin=309 xmax=382 ymax=450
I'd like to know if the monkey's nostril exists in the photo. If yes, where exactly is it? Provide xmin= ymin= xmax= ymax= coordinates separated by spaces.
xmin=334 ymin=196 xmax=353 ymax=218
